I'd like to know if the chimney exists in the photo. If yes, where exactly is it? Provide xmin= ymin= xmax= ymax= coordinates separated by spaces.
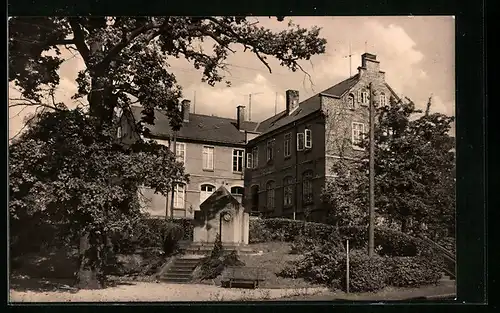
xmin=181 ymin=99 xmax=191 ymax=122
xmin=237 ymin=105 xmax=246 ymax=130
xmin=360 ymin=53 xmax=380 ymax=73
xmin=286 ymin=90 xmax=300 ymax=115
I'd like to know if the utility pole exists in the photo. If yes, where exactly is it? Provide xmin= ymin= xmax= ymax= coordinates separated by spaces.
xmin=248 ymin=92 xmax=263 ymax=121
xmin=368 ymin=82 xmax=375 ymax=257
xmin=249 ymin=94 xmax=252 ymax=121
xmin=193 ymin=91 xmax=196 ymax=114
xmin=274 ymin=92 xmax=278 ymax=115
xmin=343 ymin=41 xmax=354 ymax=77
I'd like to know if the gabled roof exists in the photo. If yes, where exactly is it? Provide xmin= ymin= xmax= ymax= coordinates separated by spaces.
xmin=199 ymin=186 xmax=241 ymax=214
xmin=130 ymin=106 xmax=258 ymax=145
xmin=255 ymin=74 xmax=360 ymax=135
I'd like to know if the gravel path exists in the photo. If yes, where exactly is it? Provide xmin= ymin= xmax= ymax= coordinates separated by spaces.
xmin=9 ymin=282 xmax=329 ymax=302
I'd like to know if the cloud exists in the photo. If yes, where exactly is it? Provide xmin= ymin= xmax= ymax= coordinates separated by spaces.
xmin=431 ymin=95 xmax=455 ymax=116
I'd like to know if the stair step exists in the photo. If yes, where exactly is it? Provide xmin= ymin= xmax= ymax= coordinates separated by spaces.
xmin=162 ymin=272 xmax=193 ymax=278
xmin=160 ymin=277 xmax=192 ymax=283
xmin=168 ymin=268 xmax=195 ymax=273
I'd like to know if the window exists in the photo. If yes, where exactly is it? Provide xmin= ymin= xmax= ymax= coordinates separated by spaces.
xmin=267 ymin=139 xmax=275 ymax=161
xmin=284 ymin=133 xmax=291 ymax=157
xmin=116 ymin=126 xmax=123 ymax=138
xmin=379 ymin=93 xmax=387 ymax=106
xmin=252 ymin=147 xmax=259 ymax=168
xmin=232 ymin=149 xmax=244 ymax=172
xmin=230 ymin=186 xmax=244 ymax=196
xmin=175 ymin=143 xmax=186 ymax=163
xmin=200 ymin=184 xmax=215 ymax=204
xmin=304 ymin=129 xmax=312 ymax=149
xmin=302 ymin=171 xmax=313 ymax=204
xmin=297 ymin=133 xmax=305 ymax=151
xmin=174 ymin=184 xmax=186 ymax=209
xmin=352 ymin=122 xmax=365 ymax=149
xmin=283 ymin=176 xmax=294 ymax=207
xmin=348 ymin=94 xmax=355 ymax=109
xmin=266 ymin=181 xmax=275 ymax=210
xmin=202 ymin=146 xmax=214 ymax=170
xmin=361 ymin=91 xmax=369 ymax=105
xmin=246 ymin=152 xmax=253 ymax=168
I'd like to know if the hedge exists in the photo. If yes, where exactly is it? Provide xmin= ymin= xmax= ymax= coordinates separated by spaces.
xmin=387 ymin=256 xmax=443 ymax=287
xmin=249 ymin=218 xmax=432 ymax=257
xmin=112 ymin=217 xmax=194 ymax=254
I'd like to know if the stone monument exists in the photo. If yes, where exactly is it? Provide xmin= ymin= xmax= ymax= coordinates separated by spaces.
xmin=192 ymin=186 xmax=249 ymax=246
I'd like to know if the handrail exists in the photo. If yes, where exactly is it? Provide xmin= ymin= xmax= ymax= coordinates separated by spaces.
xmin=418 ymin=236 xmax=456 ymax=279
xmin=419 ymin=236 xmax=455 ymax=261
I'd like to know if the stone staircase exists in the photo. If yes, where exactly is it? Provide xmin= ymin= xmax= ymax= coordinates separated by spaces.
xmin=159 ymin=256 xmax=202 ymax=283
xmin=159 ymin=242 xmax=259 ymax=283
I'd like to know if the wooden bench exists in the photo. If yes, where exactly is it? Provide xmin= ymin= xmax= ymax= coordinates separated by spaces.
xmin=222 ymin=266 xmax=265 ymax=289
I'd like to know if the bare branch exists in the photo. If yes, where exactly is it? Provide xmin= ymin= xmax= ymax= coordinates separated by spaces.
xmin=9 ymin=100 xmax=64 ymax=112
xmin=9 ymin=106 xmax=43 ymax=141
xmin=296 ymin=62 xmax=315 ymax=94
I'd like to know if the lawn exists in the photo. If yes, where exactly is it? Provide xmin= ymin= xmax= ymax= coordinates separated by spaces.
xmin=196 ymin=242 xmax=321 ymax=289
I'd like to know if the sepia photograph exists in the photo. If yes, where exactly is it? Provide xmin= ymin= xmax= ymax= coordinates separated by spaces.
xmin=8 ymin=16 xmax=456 ymax=302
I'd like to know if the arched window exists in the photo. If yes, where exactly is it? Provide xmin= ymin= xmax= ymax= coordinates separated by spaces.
xmin=379 ymin=92 xmax=387 ymax=106
xmin=348 ymin=94 xmax=355 ymax=109
xmin=283 ymin=176 xmax=294 ymax=207
xmin=200 ymin=184 xmax=216 ymax=204
xmin=302 ymin=171 xmax=314 ymax=204
xmin=230 ymin=186 xmax=244 ymax=196
xmin=266 ymin=181 xmax=276 ymax=210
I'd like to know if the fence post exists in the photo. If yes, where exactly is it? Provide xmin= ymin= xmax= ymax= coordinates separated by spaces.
xmin=346 ymin=239 xmax=350 ymax=294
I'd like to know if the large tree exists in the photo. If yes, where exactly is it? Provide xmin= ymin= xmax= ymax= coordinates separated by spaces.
xmin=9 ymin=109 xmax=188 ymax=288
xmin=8 ymin=16 xmax=327 ymax=288
xmin=323 ymin=96 xmax=455 ymax=239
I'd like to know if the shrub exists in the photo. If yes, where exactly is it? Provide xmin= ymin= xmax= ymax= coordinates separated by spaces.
xmin=249 ymin=218 xmax=433 ymax=257
xmin=279 ymin=241 xmax=345 ymax=287
xmin=111 ymin=216 xmax=190 ymax=255
xmin=338 ymin=250 xmax=389 ymax=292
xmin=387 ymin=256 xmax=442 ymax=287
xmin=198 ymin=235 xmax=245 ymax=280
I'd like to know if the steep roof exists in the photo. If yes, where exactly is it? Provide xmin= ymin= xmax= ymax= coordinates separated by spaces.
xmin=131 ymin=106 xmax=258 ymax=145
xmin=255 ymin=74 xmax=360 ymax=135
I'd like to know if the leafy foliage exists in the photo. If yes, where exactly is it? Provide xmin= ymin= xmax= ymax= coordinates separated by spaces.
xmin=280 ymin=240 xmax=441 ymax=292
xmin=322 ymin=96 xmax=455 ymax=237
xmin=339 ymin=250 xmax=390 ymax=292
xmin=198 ymin=234 xmax=245 ymax=280
xmin=9 ymin=16 xmax=327 ymax=131
xmin=387 ymin=256 xmax=443 ymax=287
xmin=9 ymin=16 xmax=326 ymax=288
xmin=8 ymin=109 xmax=187 ymax=287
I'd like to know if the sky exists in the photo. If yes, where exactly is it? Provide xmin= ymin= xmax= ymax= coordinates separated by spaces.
xmin=8 ymin=16 xmax=455 ymax=139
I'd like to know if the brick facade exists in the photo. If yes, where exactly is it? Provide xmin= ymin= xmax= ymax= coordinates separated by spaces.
xmin=244 ymin=53 xmax=398 ymax=221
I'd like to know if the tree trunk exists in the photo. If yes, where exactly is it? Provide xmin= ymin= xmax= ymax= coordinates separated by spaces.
xmin=76 ymin=232 xmax=105 ymax=289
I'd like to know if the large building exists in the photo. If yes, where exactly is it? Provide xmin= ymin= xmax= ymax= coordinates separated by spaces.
xmin=118 ymin=101 xmax=259 ymax=218
xmin=243 ymin=53 xmax=399 ymax=221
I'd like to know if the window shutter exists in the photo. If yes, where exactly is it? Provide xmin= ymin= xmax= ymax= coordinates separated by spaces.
xmin=246 ymin=153 xmax=253 ymax=168
xmin=305 ymin=129 xmax=312 ymax=149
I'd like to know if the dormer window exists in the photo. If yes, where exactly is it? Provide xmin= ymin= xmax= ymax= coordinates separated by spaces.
xmin=348 ymin=94 xmax=355 ymax=109
xmin=361 ymin=91 xmax=369 ymax=105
